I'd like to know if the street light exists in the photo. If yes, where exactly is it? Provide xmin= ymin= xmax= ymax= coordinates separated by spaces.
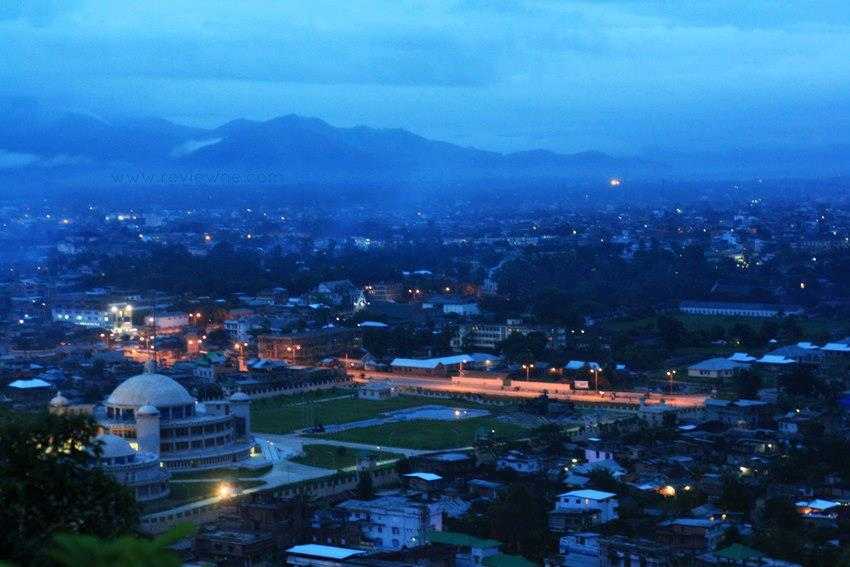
xmin=521 ymin=363 xmax=534 ymax=380
xmin=217 ymin=482 xmax=236 ymax=499
xmin=665 ymin=369 xmax=678 ymax=394
xmin=591 ymin=367 xmax=601 ymax=393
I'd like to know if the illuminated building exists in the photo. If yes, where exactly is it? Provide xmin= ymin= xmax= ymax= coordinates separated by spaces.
xmin=96 ymin=362 xmax=255 ymax=471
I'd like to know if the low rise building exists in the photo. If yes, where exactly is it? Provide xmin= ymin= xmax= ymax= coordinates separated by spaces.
xmin=688 ymin=358 xmax=750 ymax=379
xmin=259 ymin=327 xmax=359 ymax=364
xmin=679 ymin=301 xmax=804 ymax=318
xmin=358 ymin=381 xmax=398 ymax=400
xmin=390 ymin=355 xmax=472 ymax=376
xmin=336 ymin=494 xmax=443 ymax=550
xmin=555 ymin=490 xmax=619 ymax=524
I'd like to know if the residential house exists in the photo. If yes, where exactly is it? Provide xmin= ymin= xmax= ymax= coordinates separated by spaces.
xmin=554 ymin=490 xmax=619 ymax=524
xmin=496 ymin=450 xmax=544 ymax=475
xmin=688 ymin=358 xmax=750 ymax=379
xmin=560 ymin=532 xmax=602 ymax=567
xmin=336 ymin=494 xmax=442 ymax=550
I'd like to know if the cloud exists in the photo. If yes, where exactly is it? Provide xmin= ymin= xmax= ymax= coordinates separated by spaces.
xmin=0 ymin=149 xmax=89 ymax=169
xmin=1 ymin=1 xmax=849 ymax=153
xmin=0 ymin=150 xmax=39 ymax=169
xmin=0 ymin=0 xmax=82 ymax=26
xmin=170 ymin=138 xmax=222 ymax=158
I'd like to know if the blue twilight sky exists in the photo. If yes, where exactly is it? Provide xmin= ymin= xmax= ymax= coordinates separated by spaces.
xmin=3 ymin=0 xmax=849 ymax=155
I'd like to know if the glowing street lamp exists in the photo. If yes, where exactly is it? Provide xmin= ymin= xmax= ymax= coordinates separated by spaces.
xmin=666 ymin=369 xmax=678 ymax=393
xmin=590 ymin=367 xmax=602 ymax=392
xmin=217 ymin=482 xmax=236 ymax=499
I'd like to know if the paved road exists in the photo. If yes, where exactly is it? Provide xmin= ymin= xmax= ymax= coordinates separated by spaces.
xmin=257 ymin=433 xmax=434 ymax=458
xmin=348 ymin=370 xmax=707 ymax=408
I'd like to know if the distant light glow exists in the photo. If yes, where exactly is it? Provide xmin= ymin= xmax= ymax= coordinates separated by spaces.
xmin=609 ymin=178 xmax=622 ymax=187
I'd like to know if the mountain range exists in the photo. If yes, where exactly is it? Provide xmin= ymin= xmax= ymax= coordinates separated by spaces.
xmin=0 ymin=110 xmax=654 ymax=187
xmin=1 ymin=109 xmax=847 ymax=189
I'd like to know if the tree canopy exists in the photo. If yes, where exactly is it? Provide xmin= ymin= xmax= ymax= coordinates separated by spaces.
xmin=0 ymin=411 xmax=139 ymax=566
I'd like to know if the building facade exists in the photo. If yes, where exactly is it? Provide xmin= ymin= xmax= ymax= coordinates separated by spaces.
xmin=259 ymin=328 xmax=359 ymax=364
xmin=96 ymin=363 xmax=255 ymax=471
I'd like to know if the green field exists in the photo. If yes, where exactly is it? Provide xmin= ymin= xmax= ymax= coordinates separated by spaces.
xmin=252 ymin=394 xmax=490 ymax=434
xmin=292 ymin=444 xmax=403 ymax=470
xmin=307 ymin=417 xmax=527 ymax=450
xmin=141 ymin=479 xmax=265 ymax=514
xmin=250 ymin=388 xmax=356 ymax=409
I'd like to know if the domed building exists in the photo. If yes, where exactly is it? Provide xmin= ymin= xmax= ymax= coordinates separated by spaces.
xmin=94 ymin=433 xmax=170 ymax=502
xmin=97 ymin=362 xmax=254 ymax=471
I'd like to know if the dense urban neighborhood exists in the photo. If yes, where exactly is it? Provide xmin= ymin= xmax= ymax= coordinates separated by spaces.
xmin=2 ymin=183 xmax=850 ymax=566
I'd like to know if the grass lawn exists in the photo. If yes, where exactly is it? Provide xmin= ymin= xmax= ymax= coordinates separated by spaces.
xmin=169 ymin=464 xmax=272 ymax=480
xmin=292 ymin=444 xmax=404 ymax=470
xmin=307 ymin=416 xmax=527 ymax=450
xmin=252 ymin=394 xmax=490 ymax=434
xmin=250 ymin=388 xmax=355 ymax=409
xmin=140 ymin=479 xmax=265 ymax=514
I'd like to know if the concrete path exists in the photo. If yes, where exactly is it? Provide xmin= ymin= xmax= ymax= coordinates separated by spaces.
xmin=257 ymin=433 xmax=433 ymax=457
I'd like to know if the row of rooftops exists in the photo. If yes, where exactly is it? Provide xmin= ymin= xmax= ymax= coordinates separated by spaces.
xmin=389 ymin=353 xmax=499 ymax=369
xmin=679 ymin=300 xmax=804 ymax=313
xmin=690 ymin=338 xmax=850 ymax=371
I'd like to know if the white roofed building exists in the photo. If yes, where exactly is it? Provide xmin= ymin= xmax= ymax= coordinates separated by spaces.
xmin=390 ymin=355 xmax=473 ymax=376
xmin=95 ymin=362 xmax=255 ymax=471
xmin=286 ymin=544 xmax=364 ymax=566
xmin=555 ymin=489 xmax=619 ymax=524
xmin=337 ymin=494 xmax=442 ymax=550
xmin=688 ymin=358 xmax=750 ymax=379
xmin=359 ymin=380 xmax=398 ymax=400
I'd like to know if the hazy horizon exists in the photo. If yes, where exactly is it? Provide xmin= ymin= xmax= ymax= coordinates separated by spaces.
xmin=4 ymin=1 xmax=850 ymax=157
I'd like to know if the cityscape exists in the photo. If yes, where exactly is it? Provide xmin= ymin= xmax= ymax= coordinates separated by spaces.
xmin=3 ymin=2 xmax=850 ymax=567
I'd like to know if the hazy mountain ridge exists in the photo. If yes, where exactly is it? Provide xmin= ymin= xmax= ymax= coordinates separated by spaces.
xmin=1 ymin=109 xmax=844 ymax=185
xmin=0 ymin=111 xmax=651 ymax=184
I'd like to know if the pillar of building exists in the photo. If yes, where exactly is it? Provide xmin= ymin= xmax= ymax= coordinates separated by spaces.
xmin=228 ymin=390 xmax=251 ymax=441
xmin=136 ymin=403 xmax=161 ymax=457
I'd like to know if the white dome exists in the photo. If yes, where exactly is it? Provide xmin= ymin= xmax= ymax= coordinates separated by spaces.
xmin=95 ymin=433 xmax=136 ymax=459
xmin=107 ymin=372 xmax=194 ymax=408
xmin=137 ymin=404 xmax=159 ymax=416
xmin=229 ymin=391 xmax=250 ymax=402
xmin=50 ymin=391 xmax=69 ymax=407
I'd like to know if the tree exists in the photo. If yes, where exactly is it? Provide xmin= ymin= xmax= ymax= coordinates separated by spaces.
xmin=735 ymin=368 xmax=763 ymax=399
xmin=531 ymin=288 xmax=582 ymax=327
xmin=488 ymin=484 xmax=552 ymax=562
xmin=752 ymin=497 xmax=806 ymax=563
xmin=0 ymin=412 xmax=139 ymax=566
xmin=49 ymin=524 xmax=193 ymax=567
xmin=656 ymin=315 xmax=689 ymax=349
xmin=356 ymin=471 xmax=374 ymax=499
xmin=586 ymin=469 xmax=621 ymax=492
xmin=779 ymin=365 xmax=818 ymax=397
xmin=729 ymin=322 xmax=758 ymax=348
xmin=530 ymin=423 xmax=563 ymax=453
xmin=717 ymin=475 xmax=754 ymax=514
xmin=499 ymin=331 xmax=548 ymax=363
